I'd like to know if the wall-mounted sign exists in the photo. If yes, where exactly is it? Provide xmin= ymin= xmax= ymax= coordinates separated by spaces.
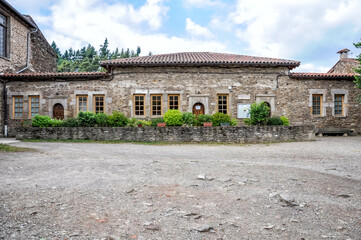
xmin=195 ymin=106 xmax=201 ymax=110
xmin=237 ymin=104 xmax=251 ymax=118
xmin=238 ymin=94 xmax=251 ymax=100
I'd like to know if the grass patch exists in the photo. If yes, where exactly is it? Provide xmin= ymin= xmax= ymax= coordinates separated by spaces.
xmin=21 ymin=139 xmax=248 ymax=146
xmin=0 ymin=143 xmax=36 ymax=152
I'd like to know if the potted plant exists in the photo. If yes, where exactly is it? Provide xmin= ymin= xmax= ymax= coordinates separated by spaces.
xmin=157 ymin=122 xmax=166 ymax=127
xmin=203 ymin=122 xmax=212 ymax=127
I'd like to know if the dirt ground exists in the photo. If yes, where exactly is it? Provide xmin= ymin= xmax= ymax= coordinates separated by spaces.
xmin=0 ymin=137 xmax=360 ymax=240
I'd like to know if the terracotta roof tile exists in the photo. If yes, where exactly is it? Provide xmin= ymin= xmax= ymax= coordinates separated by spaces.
xmin=101 ymin=52 xmax=300 ymax=69
xmin=1 ymin=72 xmax=109 ymax=79
xmin=290 ymin=73 xmax=356 ymax=79
xmin=337 ymin=48 xmax=350 ymax=53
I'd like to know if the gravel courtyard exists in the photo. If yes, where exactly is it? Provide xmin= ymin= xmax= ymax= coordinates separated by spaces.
xmin=0 ymin=137 xmax=360 ymax=239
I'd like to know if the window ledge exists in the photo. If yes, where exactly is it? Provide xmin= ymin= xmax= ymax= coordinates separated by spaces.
xmin=0 ymin=55 xmax=10 ymax=61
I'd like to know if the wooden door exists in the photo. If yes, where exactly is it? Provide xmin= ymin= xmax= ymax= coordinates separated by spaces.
xmin=53 ymin=103 xmax=64 ymax=120
xmin=192 ymin=103 xmax=205 ymax=116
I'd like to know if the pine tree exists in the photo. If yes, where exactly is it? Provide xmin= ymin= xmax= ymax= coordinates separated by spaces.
xmin=99 ymin=38 xmax=110 ymax=60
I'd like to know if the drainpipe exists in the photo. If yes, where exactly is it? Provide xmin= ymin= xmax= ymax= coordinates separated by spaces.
xmin=16 ymin=28 xmax=38 ymax=73
xmin=1 ymin=79 xmax=7 ymax=137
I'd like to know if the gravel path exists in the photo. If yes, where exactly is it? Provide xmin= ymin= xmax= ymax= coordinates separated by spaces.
xmin=0 ymin=137 xmax=360 ymax=239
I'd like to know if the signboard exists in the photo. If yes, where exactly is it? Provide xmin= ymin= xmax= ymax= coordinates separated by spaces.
xmin=237 ymin=104 xmax=251 ymax=118
xmin=195 ymin=106 xmax=201 ymax=110
xmin=238 ymin=94 xmax=251 ymax=100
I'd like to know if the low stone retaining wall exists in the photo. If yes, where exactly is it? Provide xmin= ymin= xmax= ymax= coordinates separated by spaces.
xmin=16 ymin=126 xmax=315 ymax=143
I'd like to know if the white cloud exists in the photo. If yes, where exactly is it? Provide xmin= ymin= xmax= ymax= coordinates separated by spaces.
xmin=295 ymin=63 xmax=330 ymax=73
xmin=183 ymin=0 xmax=224 ymax=8
xmin=36 ymin=0 xmax=225 ymax=55
xmin=186 ymin=18 xmax=214 ymax=38
xmin=229 ymin=0 xmax=361 ymax=59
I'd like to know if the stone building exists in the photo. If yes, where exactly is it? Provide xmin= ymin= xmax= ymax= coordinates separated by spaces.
xmin=1 ymin=51 xmax=360 ymax=137
xmin=0 ymin=0 xmax=57 ymax=136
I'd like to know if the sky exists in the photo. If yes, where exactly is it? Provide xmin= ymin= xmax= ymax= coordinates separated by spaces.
xmin=9 ymin=0 xmax=361 ymax=72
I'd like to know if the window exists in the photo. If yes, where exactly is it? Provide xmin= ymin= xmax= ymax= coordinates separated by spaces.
xmin=151 ymin=94 xmax=163 ymax=116
xmin=29 ymin=96 xmax=40 ymax=118
xmin=0 ymin=13 xmax=7 ymax=57
xmin=134 ymin=95 xmax=145 ymax=116
xmin=217 ymin=94 xmax=228 ymax=114
xmin=168 ymin=94 xmax=180 ymax=110
xmin=77 ymin=95 xmax=88 ymax=113
xmin=334 ymin=94 xmax=344 ymax=116
xmin=93 ymin=95 xmax=104 ymax=113
xmin=312 ymin=94 xmax=322 ymax=116
xmin=13 ymin=96 xmax=23 ymax=118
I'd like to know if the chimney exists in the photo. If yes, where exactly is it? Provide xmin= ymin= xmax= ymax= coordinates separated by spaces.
xmin=337 ymin=48 xmax=350 ymax=60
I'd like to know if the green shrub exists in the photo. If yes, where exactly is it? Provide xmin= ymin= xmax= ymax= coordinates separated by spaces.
xmin=244 ymin=102 xmax=270 ymax=126
xmin=32 ymin=115 xmax=53 ymax=127
xmin=230 ymin=117 xmax=239 ymax=126
xmin=151 ymin=117 xmax=165 ymax=127
xmin=127 ymin=118 xmax=138 ymax=127
xmin=108 ymin=111 xmax=128 ymax=127
xmin=280 ymin=116 xmax=290 ymax=126
xmin=78 ymin=111 xmax=96 ymax=127
xmin=51 ymin=119 xmax=63 ymax=127
xmin=267 ymin=116 xmax=284 ymax=125
xmin=95 ymin=113 xmax=109 ymax=127
xmin=164 ymin=110 xmax=183 ymax=126
xmin=195 ymin=114 xmax=212 ymax=126
xmin=182 ymin=112 xmax=196 ymax=126
xmin=211 ymin=112 xmax=231 ymax=126
xmin=136 ymin=120 xmax=151 ymax=127
xmin=61 ymin=118 xmax=79 ymax=127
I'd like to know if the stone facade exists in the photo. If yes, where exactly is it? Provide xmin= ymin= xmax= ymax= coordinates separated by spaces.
xmin=15 ymin=126 xmax=316 ymax=143
xmin=3 ymin=65 xmax=361 ymax=137
xmin=328 ymin=58 xmax=359 ymax=74
xmin=0 ymin=4 xmax=56 ymax=73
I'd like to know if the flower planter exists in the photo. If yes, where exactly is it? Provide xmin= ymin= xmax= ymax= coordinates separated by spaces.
xmin=137 ymin=124 xmax=143 ymax=127
xmin=203 ymin=122 xmax=212 ymax=127
xmin=157 ymin=122 xmax=166 ymax=127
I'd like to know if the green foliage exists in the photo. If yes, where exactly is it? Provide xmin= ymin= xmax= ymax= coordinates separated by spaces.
xmin=164 ymin=110 xmax=183 ymax=126
xmin=267 ymin=116 xmax=284 ymax=125
xmin=151 ymin=117 xmax=165 ymax=127
xmin=195 ymin=114 xmax=212 ymax=126
xmin=77 ymin=111 xmax=96 ymax=127
xmin=95 ymin=113 xmax=109 ymax=127
xmin=244 ymin=102 xmax=270 ymax=126
xmin=182 ymin=112 xmax=196 ymax=126
xmin=61 ymin=118 xmax=79 ymax=127
xmin=230 ymin=117 xmax=239 ymax=126
xmin=127 ymin=118 xmax=138 ymax=127
xmin=280 ymin=116 xmax=290 ymax=126
xmin=52 ymin=119 xmax=63 ymax=127
xmin=32 ymin=115 xmax=54 ymax=127
xmin=51 ymin=39 xmax=142 ymax=72
xmin=108 ymin=111 xmax=128 ymax=127
xmin=136 ymin=120 xmax=151 ymax=127
xmin=211 ymin=112 xmax=231 ymax=126
xmin=353 ymin=39 xmax=361 ymax=102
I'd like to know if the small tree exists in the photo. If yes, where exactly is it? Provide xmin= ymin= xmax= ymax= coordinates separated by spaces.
xmin=244 ymin=102 xmax=270 ymax=125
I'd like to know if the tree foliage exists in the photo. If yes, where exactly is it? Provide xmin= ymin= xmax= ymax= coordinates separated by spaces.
xmin=51 ymin=38 xmax=142 ymax=72
xmin=354 ymin=40 xmax=361 ymax=88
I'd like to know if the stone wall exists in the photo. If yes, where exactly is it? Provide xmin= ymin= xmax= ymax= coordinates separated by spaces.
xmin=4 ymin=66 xmax=361 ymax=136
xmin=0 ymin=81 xmax=3 ymax=136
xmin=328 ymin=59 xmax=359 ymax=74
xmin=0 ymin=14 xmax=28 ymax=73
xmin=15 ymin=126 xmax=316 ymax=143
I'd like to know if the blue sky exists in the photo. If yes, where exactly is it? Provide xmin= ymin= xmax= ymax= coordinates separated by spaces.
xmin=9 ymin=0 xmax=361 ymax=72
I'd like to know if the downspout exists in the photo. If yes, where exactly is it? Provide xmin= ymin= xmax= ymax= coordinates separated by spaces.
xmin=1 ymin=79 xmax=7 ymax=137
xmin=16 ymin=28 xmax=38 ymax=73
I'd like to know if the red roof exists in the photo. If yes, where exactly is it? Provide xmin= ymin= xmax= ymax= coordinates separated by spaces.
xmin=290 ymin=73 xmax=356 ymax=79
xmin=101 ymin=52 xmax=300 ymax=70
xmin=337 ymin=48 xmax=350 ymax=53
xmin=0 ymin=72 xmax=109 ymax=79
